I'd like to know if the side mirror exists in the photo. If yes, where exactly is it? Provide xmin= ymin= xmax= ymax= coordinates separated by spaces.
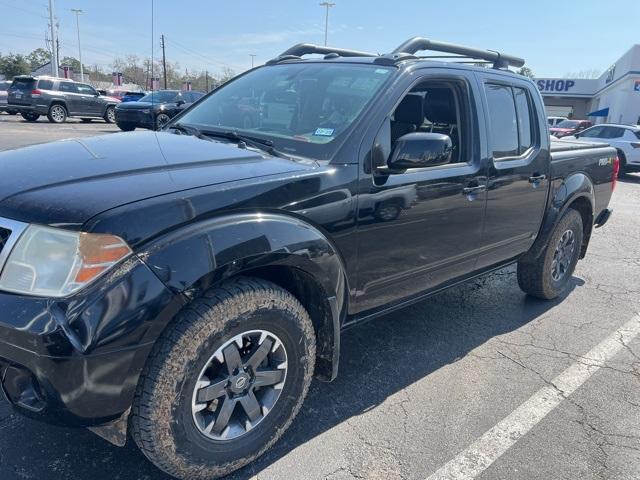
xmin=383 ymin=132 xmax=453 ymax=172
xmin=176 ymin=100 xmax=186 ymax=106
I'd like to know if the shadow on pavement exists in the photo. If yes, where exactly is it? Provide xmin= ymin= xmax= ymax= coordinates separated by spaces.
xmin=0 ymin=267 xmax=582 ymax=480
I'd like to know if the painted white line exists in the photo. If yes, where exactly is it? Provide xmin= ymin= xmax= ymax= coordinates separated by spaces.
xmin=426 ymin=314 xmax=640 ymax=480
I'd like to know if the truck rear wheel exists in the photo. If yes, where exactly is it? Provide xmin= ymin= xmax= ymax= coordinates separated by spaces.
xmin=131 ymin=277 xmax=316 ymax=480
xmin=517 ymin=209 xmax=583 ymax=300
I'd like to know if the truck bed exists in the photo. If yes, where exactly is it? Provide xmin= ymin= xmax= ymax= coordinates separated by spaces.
xmin=550 ymin=137 xmax=610 ymax=153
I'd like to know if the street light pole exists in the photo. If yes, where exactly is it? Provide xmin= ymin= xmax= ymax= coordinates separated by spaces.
xmin=48 ymin=0 xmax=59 ymax=76
xmin=249 ymin=54 xmax=256 ymax=68
xmin=71 ymin=9 xmax=84 ymax=82
xmin=319 ymin=2 xmax=335 ymax=46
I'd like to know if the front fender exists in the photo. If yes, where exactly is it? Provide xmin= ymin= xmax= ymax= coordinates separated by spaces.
xmin=138 ymin=212 xmax=348 ymax=380
xmin=523 ymin=172 xmax=594 ymax=261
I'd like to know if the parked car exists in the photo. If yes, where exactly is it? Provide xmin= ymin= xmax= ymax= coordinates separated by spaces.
xmin=7 ymin=76 xmax=120 ymax=123
xmin=120 ymin=91 xmax=147 ymax=102
xmin=0 ymin=37 xmax=617 ymax=480
xmin=115 ymin=90 xmax=204 ymax=131
xmin=547 ymin=115 xmax=567 ymax=127
xmin=550 ymin=119 xmax=592 ymax=138
xmin=0 ymin=80 xmax=18 ymax=114
xmin=569 ymin=123 xmax=640 ymax=174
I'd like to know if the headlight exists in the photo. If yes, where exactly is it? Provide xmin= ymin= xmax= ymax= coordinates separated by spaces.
xmin=0 ymin=226 xmax=132 ymax=297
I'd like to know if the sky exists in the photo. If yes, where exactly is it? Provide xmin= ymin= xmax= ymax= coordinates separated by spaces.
xmin=1 ymin=0 xmax=639 ymax=78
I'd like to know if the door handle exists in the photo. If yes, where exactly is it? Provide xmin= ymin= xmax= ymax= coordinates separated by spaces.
xmin=462 ymin=185 xmax=487 ymax=194
xmin=528 ymin=174 xmax=547 ymax=183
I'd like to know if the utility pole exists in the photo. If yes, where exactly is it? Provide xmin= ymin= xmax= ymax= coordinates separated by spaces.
xmin=160 ymin=34 xmax=167 ymax=89
xmin=48 ymin=0 xmax=59 ymax=76
xmin=319 ymin=2 xmax=335 ymax=46
xmin=249 ymin=54 xmax=256 ymax=68
xmin=71 ymin=9 xmax=84 ymax=81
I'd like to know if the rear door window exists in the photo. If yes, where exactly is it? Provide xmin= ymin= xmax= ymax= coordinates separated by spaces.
xmin=602 ymin=126 xmax=624 ymax=139
xmin=485 ymin=84 xmax=519 ymax=158
xmin=37 ymin=79 xmax=54 ymax=90
xmin=59 ymin=82 xmax=78 ymax=93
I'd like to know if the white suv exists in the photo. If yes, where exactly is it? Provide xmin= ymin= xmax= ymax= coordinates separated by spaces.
xmin=571 ymin=124 xmax=640 ymax=174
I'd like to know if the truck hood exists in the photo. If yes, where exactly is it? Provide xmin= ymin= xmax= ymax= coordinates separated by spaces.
xmin=0 ymin=131 xmax=311 ymax=226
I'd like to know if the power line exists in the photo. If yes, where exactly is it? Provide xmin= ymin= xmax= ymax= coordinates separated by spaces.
xmin=162 ymin=36 xmax=236 ymax=70
xmin=0 ymin=0 xmax=48 ymax=19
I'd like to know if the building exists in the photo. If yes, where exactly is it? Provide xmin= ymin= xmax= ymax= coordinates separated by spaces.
xmin=535 ymin=44 xmax=640 ymax=125
xmin=31 ymin=61 xmax=86 ymax=82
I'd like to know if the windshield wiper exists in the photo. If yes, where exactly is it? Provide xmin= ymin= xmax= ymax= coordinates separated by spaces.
xmin=202 ymin=129 xmax=292 ymax=159
xmin=169 ymin=123 xmax=207 ymax=139
xmin=170 ymin=124 xmax=292 ymax=160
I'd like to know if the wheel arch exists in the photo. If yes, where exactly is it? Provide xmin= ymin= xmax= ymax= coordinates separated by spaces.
xmin=49 ymin=100 xmax=68 ymax=112
xmin=523 ymin=172 xmax=595 ymax=262
xmin=139 ymin=212 xmax=349 ymax=381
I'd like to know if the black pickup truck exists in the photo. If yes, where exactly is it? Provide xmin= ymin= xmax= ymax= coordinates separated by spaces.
xmin=0 ymin=38 xmax=618 ymax=479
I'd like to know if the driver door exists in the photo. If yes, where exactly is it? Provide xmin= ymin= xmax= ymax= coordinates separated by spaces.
xmin=354 ymin=73 xmax=487 ymax=314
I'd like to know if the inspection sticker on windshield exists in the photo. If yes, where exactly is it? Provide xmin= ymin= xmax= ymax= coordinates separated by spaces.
xmin=313 ymin=128 xmax=335 ymax=137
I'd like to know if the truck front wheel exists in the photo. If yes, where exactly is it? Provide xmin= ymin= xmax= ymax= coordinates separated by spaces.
xmin=131 ymin=277 xmax=316 ymax=480
xmin=517 ymin=209 xmax=583 ymax=300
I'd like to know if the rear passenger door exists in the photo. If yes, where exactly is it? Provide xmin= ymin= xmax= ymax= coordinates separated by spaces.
xmin=475 ymin=76 xmax=550 ymax=270
xmin=58 ymin=82 xmax=81 ymax=114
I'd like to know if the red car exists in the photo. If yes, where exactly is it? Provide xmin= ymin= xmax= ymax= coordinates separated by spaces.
xmin=550 ymin=119 xmax=592 ymax=138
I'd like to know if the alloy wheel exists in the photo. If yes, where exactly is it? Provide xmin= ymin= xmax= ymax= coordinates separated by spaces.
xmin=156 ymin=113 xmax=171 ymax=129
xmin=191 ymin=329 xmax=287 ymax=441
xmin=106 ymin=107 xmax=116 ymax=123
xmin=551 ymin=229 xmax=575 ymax=282
xmin=51 ymin=105 xmax=65 ymax=122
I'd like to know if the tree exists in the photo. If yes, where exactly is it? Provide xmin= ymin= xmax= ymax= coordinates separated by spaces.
xmin=517 ymin=66 xmax=535 ymax=79
xmin=60 ymin=56 xmax=81 ymax=72
xmin=0 ymin=53 xmax=31 ymax=79
xmin=27 ymin=48 xmax=51 ymax=70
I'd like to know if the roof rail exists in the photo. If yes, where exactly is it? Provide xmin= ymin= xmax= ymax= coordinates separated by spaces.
xmin=267 ymin=43 xmax=376 ymax=65
xmin=392 ymin=37 xmax=525 ymax=69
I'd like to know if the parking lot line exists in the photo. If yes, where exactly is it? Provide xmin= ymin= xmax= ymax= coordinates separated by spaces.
xmin=425 ymin=314 xmax=640 ymax=480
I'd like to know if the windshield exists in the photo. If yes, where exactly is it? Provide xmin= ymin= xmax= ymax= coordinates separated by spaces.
xmin=177 ymin=63 xmax=393 ymax=160
xmin=0 ymin=81 xmax=10 ymax=91
xmin=556 ymin=120 xmax=580 ymax=129
xmin=140 ymin=91 xmax=177 ymax=103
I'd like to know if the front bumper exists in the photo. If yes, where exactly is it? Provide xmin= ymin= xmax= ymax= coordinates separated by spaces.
xmin=115 ymin=109 xmax=155 ymax=129
xmin=0 ymin=256 xmax=183 ymax=427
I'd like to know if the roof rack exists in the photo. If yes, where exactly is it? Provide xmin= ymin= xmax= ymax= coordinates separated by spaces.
xmin=391 ymin=37 xmax=525 ymax=69
xmin=267 ymin=43 xmax=376 ymax=65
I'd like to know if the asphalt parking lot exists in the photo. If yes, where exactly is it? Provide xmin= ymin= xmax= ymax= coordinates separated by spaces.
xmin=0 ymin=114 xmax=639 ymax=480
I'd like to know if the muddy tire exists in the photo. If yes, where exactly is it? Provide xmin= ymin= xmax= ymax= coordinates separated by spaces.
xmin=131 ymin=277 xmax=316 ymax=480
xmin=518 ymin=209 xmax=583 ymax=300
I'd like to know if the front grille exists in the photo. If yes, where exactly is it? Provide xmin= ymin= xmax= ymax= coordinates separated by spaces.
xmin=0 ymin=228 xmax=10 ymax=254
